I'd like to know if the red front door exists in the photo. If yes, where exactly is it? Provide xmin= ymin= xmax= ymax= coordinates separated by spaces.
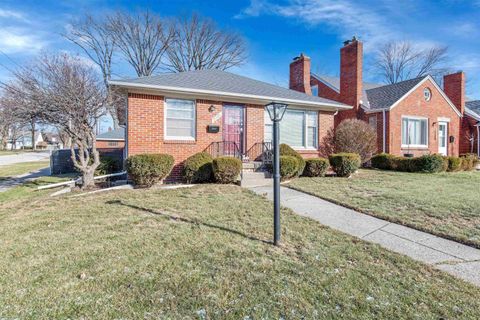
xmin=222 ymin=105 xmax=244 ymax=155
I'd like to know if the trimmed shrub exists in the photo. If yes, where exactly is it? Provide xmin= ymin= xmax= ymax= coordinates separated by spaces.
xmin=446 ymin=156 xmax=462 ymax=172
xmin=280 ymin=144 xmax=305 ymax=176
xmin=96 ymin=156 xmax=122 ymax=175
xmin=460 ymin=153 xmax=478 ymax=171
xmin=183 ymin=152 xmax=213 ymax=183
xmin=280 ymin=156 xmax=299 ymax=180
xmin=126 ymin=154 xmax=174 ymax=187
xmin=329 ymin=153 xmax=361 ymax=177
xmin=303 ymin=158 xmax=329 ymax=177
xmin=371 ymin=153 xmax=396 ymax=170
xmin=395 ymin=157 xmax=415 ymax=172
xmin=412 ymin=154 xmax=445 ymax=173
xmin=212 ymin=157 xmax=242 ymax=184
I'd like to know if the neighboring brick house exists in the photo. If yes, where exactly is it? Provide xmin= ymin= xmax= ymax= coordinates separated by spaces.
xmin=289 ymin=38 xmax=480 ymax=158
xmin=110 ymin=69 xmax=350 ymax=180
xmin=462 ymin=101 xmax=480 ymax=156
xmin=96 ymin=127 xmax=126 ymax=149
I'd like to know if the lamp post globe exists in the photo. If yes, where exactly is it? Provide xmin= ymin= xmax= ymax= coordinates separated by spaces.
xmin=264 ymin=102 xmax=288 ymax=246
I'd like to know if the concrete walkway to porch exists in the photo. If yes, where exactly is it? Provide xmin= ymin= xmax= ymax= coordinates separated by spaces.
xmin=249 ymin=185 xmax=480 ymax=287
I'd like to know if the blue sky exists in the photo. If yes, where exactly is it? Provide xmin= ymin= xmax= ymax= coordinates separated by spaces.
xmin=1 ymin=0 xmax=479 ymax=130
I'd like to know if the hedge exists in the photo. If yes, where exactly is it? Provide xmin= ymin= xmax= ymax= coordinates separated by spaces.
xmin=370 ymin=153 xmax=396 ymax=170
xmin=279 ymin=144 xmax=305 ymax=177
xmin=445 ymin=156 xmax=462 ymax=172
xmin=413 ymin=154 xmax=445 ymax=173
xmin=212 ymin=157 xmax=242 ymax=184
xmin=126 ymin=154 xmax=174 ymax=187
xmin=279 ymin=156 xmax=299 ymax=180
xmin=183 ymin=152 xmax=213 ymax=183
xmin=329 ymin=153 xmax=361 ymax=177
xmin=460 ymin=153 xmax=478 ymax=171
xmin=96 ymin=155 xmax=122 ymax=175
xmin=303 ymin=158 xmax=329 ymax=177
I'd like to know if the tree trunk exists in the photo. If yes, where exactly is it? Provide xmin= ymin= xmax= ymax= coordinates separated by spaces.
xmin=31 ymin=122 xmax=36 ymax=151
xmin=81 ymin=169 xmax=96 ymax=189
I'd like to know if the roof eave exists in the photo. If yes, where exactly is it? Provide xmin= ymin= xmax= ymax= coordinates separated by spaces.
xmin=465 ymin=108 xmax=480 ymax=121
xmin=109 ymin=80 xmax=352 ymax=110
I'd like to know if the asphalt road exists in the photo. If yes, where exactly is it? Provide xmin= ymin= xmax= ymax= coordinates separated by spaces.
xmin=0 ymin=151 xmax=51 ymax=166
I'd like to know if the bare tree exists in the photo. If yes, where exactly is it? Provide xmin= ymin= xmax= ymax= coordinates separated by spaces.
xmin=2 ymin=54 xmax=107 ymax=188
xmin=109 ymin=11 xmax=174 ymax=77
xmin=164 ymin=14 xmax=247 ymax=72
xmin=0 ymin=95 xmax=22 ymax=150
xmin=63 ymin=14 xmax=126 ymax=129
xmin=375 ymin=41 xmax=449 ymax=84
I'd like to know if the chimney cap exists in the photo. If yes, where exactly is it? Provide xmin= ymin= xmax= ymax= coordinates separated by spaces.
xmin=343 ymin=36 xmax=358 ymax=46
xmin=292 ymin=53 xmax=309 ymax=61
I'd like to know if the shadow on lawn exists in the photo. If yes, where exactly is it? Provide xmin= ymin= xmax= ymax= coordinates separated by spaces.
xmin=106 ymin=199 xmax=271 ymax=245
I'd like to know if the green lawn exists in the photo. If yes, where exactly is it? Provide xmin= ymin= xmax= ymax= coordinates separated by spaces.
xmin=0 ymin=183 xmax=479 ymax=319
xmin=0 ymin=161 xmax=50 ymax=180
xmin=289 ymin=169 xmax=480 ymax=248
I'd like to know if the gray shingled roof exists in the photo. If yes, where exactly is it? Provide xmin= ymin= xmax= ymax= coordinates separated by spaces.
xmin=466 ymin=100 xmax=480 ymax=120
xmin=311 ymin=74 xmax=427 ymax=110
xmin=365 ymin=76 xmax=427 ymax=110
xmin=96 ymin=127 xmax=125 ymax=140
xmin=110 ymin=69 xmax=349 ymax=108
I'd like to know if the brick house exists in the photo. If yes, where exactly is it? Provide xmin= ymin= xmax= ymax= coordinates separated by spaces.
xmin=96 ymin=127 xmax=126 ymax=149
xmin=290 ymin=38 xmax=480 ymax=158
xmin=110 ymin=70 xmax=350 ymax=180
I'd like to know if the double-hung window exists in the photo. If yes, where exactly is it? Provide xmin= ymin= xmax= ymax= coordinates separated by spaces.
xmin=264 ymin=109 xmax=318 ymax=149
xmin=165 ymin=98 xmax=196 ymax=140
xmin=402 ymin=117 xmax=428 ymax=147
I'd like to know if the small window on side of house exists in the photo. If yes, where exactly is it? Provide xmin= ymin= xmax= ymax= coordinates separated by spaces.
xmin=424 ymin=88 xmax=432 ymax=101
xmin=368 ymin=115 xmax=377 ymax=130
xmin=108 ymin=141 xmax=119 ymax=147
xmin=311 ymin=85 xmax=319 ymax=96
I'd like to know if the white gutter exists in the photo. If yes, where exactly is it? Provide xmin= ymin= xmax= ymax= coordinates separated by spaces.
xmin=109 ymin=80 xmax=352 ymax=110
xmin=382 ymin=109 xmax=386 ymax=153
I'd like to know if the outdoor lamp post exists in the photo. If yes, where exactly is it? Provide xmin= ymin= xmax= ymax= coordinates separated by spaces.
xmin=265 ymin=102 xmax=288 ymax=246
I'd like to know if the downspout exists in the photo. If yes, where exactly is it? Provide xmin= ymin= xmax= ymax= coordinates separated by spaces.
xmin=382 ymin=109 xmax=386 ymax=153
xmin=477 ymin=125 xmax=480 ymax=158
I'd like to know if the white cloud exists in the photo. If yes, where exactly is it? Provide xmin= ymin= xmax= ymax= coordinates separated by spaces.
xmin=0 ymin=28 xmax=46 ymax=54
xmin=0 ymin=9 xmax=25 ymax=20
xmin=236 ymin=0 xmax=397 ymax=52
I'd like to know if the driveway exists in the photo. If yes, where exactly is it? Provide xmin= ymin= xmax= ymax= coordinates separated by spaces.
xmin=0 ymin=151 xmax=50 ymax=166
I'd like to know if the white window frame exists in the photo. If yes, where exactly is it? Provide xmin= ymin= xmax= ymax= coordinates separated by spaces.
xmin=164 ymin=98 xmax=196 ymax=141
xmin=401 ymin=115 xmax=429 ymax=148
xmin=264 ymin=109 xmax=318 ymax=150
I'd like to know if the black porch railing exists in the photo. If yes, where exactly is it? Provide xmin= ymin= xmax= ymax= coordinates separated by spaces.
xmin=205 ymin=141 xmax=242 ymax=159
xmin=244 ymin=141 xmax=273 ymax=165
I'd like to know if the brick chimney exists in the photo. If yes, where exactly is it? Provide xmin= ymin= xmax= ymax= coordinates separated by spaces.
xmin=289 ymin=53 xmax=312 ymax=95
xmin=443 ymin=71 xmax=465 ymax=115
xmin=340 ymin=37 xmax=363 ymax=111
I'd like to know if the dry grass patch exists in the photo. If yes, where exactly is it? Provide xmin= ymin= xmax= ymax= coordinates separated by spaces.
xmin=0 ymin=183 xmax=479 ymax=319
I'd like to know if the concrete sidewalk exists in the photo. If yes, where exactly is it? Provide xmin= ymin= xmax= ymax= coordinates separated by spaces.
xmin=250 ymin=185 xmax=480 ymax=287
xmin=0 ymin=167 xmax=51 ymax=192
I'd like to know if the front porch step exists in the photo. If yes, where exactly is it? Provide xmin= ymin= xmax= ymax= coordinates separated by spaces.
xmin=242 ymin=161 xmax=263 ymax=172
xmin=241 ymin=171 xmax=272 ymax=188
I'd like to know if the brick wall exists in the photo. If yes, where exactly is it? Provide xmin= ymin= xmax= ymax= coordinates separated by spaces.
xmin=443 ymin=72 xmax=465 ymax=115
xmin=289 ymin=54 xmax=312 ymax=95
xmin=311 ymin=78 xmax=341 ymax=101
xmin=388 ymin=79 xmax=461 ymax=156
xmin=96 ymin=140 xmax=125 ymax=149
xmin=460 ymin=115 xmax=479 ymax=155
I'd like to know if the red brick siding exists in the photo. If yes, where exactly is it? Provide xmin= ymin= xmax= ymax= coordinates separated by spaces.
xmin=311 ymin=77 xmax=341 ymax=101
xmin=460 ymin=115 xmax=479 ymax=155
xmin=289 ymin=55 xmax=312 ymax=95
xmin=388 ymin=79 xmax=460 ymax=156
xmin=443 ymin=72 xmax=465 ymax=115
xmin=96 ymin=140 xmax=125 ymax=149
xmin=244 ymin=104 xmax=264 ymax=160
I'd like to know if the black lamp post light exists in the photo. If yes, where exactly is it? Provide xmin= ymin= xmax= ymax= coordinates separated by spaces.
xmin=264 ymin=102 xmax=288 ymax=246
